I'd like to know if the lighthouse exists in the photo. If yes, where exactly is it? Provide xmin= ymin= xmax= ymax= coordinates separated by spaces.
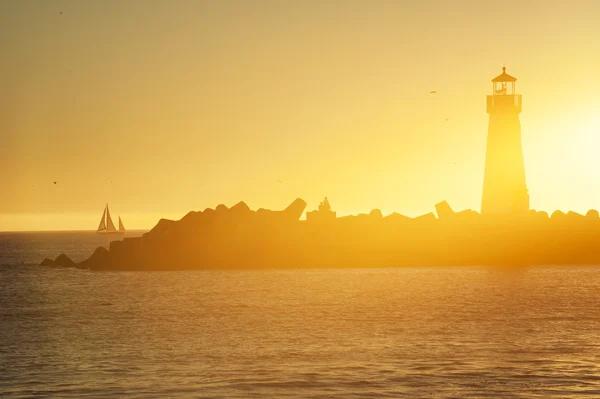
xmin=481 ymin=67 xmax=529 ymax=215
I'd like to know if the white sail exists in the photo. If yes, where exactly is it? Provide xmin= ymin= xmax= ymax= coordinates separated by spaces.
xmin=106 ymin=205 xmax=117 ymax=232
xmin=97 ymin=205 xmax=107 ymax=231
xmin=118 ymin=216 xmax=125 ymax=231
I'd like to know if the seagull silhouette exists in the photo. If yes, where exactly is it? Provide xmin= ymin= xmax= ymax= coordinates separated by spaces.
xmin=430 ymin=90 xmax=437 ymax=95
xmin=445 ymin=118 xmax=451 ymax=122
xmin=277 ymin=180 xmax=283 ymax=183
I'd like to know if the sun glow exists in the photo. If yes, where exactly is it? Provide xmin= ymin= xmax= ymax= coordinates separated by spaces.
xmin=3 ymin=1 xmax=600 ymax=231
xmin=550 ymin=112 xmax=600 ymax=178
xmin=526 ymin=107 xmax=600 ymax=214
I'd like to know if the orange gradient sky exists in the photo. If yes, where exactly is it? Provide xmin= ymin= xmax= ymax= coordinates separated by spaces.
xmin=2 ymin=0 xmax=600 ymax=231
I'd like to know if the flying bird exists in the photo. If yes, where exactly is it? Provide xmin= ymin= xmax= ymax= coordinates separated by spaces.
xmin=430 ymin=90 xmax=437 ymax=95
xmin=445 ymin=118 xmax=451 ymax=122
xmin=277 ymin=180 xmax=283 ymax=183
xmin=53 ymin=181 xmax=57 ymax=184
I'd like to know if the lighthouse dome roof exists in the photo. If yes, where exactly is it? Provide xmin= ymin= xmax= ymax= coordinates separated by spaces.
xmin=492 ymin=67 xmax=517 ymax=83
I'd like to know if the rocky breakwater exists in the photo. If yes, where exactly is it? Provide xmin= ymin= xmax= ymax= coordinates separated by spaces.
xmin=40 ymin=199 xmax=600 ymax=270
xmin=41 ymin=199 xmax=308 ymax=271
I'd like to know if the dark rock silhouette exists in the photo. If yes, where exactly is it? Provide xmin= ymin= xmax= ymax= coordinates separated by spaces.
xmin=230 ymin=201 xmax=250 ymax=214
xmin=39 ymin=197 xmax=600 ymax=271
xmin=146 ymin=218 xmax=175 ymax=238
xmin=586 ymin=210 xmax=599 ymax=219
xmin=370 ymin=209 xmax=383 ymax=219
xmin=256 ymin=198 xmax=307 ymax=224
xmin=567 ymin=211 xmax=585 ymax=221
xmin=78 ymin=247 xmax=110 ymax=270
xmin=40 ymin=254 xmax=75 ymax=268
xmin=284 ymin=198 xmax=308 ymax=220
xmin=414 ymin=212 xmax=437 ymax=223
xmin=40 ymin=258 xmax=54 ymax=267
xmin=54 ymin=254 xmax=75 ymax=268
xmin=435 ymin=200 xmax=455 ymax=220
xmin=537 ymin=211 xmax=549 ymax=219
xmin=455 ymin=209 xmax=479 ymax=224
xmin=384 ymin=212 xmax=411 ymax=223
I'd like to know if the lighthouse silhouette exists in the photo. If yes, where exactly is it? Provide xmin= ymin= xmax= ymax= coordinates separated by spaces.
xmin=481 ymin=67 xmax=529 ymax=215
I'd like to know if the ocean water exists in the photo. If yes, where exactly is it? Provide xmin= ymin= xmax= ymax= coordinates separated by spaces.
xmin=0 ymin=231 xmax=145 ymax=266
xmin=2 ymin=233 xmax=600 ymax=397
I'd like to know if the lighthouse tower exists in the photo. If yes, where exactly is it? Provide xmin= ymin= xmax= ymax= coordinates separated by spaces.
xmin=481 ymin=67 xmax=529 ymax=215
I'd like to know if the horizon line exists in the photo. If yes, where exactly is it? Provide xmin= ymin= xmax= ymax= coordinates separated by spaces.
xmin=0 ymin=228 xmax=150 ymax=234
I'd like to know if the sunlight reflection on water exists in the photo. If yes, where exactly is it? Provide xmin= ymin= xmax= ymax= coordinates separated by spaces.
xmin=2 ymin=263 xmax=600 ymax=398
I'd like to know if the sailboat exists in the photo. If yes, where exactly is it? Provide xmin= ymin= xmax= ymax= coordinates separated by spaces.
xmin=97 ymin=204 xmax=125 ymax=235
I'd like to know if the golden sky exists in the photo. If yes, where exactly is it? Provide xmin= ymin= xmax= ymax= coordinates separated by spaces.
xmin=2 ymin=0 xmax=600 ymax=231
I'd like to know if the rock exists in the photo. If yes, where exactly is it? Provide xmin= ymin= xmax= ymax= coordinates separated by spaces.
xmin=384 ymin=212 xmax=411 ymax=222
xmin=110 ymin=237 xmax=143 ymax=269
xmin=566 ymin=211 xmax=585 ymax=220
xmin=230 ymin=201 xmax=250 ymax=213
xmin=284 ymin=198 xmax=307 ymax=221
xmin=109 ymin=240 xmax=123 ymax=252
xmin=144 ymin=218 xmax=175 ymax=238
xmin=586 ymin=209 xmax=599 ymax=219
xmin=228 ymin=202 xmax=253 ymax=225
xmin=80 ymin=246 xmax=110 ymax=270
xmin=180 ymin=211 xmax=200 ymax=222
xmin=457 ymin=209 xmax=478 ymax=216
xmin=369 ymin=209 xmax=383 ymax=219
xmin=529 ymin=210 xmax=549 ymax=223
xmin=306 ymin=210 xmax=336 ymax=223
xmin=551 ymin=210 xmax=566 ymax=220
xmin=177 ymin=211 xmax=205 ymax=233
xmin=414 ymin=212 xmax=437 ymax=223
xmin=38 ymin=197 xmax=600 ymax=272
xmin=355 ymin=213 xmax=371 ymax=222
xmin=336 ymin=215 xmax=356 ymax=224
xmin=257 ymin=199 xmax=307 ymax=222
xmin=54 ymin=254 xmax=75 ymax=268
xmin=40 ymin=258 xmax=54 ymax=267
xmin=435 ymin=200 xmax=455 ymax=219
xmin=455 ymin=209 xmax=479 ymax=222
xmin=537 ymin=211 xmax=549 ymax=219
